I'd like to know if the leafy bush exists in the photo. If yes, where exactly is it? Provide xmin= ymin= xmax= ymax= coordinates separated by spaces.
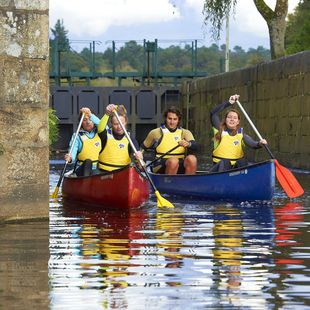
xmin=49 ymin=108 xmax=59 ymax=146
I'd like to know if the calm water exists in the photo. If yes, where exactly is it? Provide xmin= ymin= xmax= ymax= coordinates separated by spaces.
xmin=1 ymin=164 xmax=310 ymax=309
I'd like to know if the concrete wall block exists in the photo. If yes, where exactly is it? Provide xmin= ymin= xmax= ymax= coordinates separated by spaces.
xmin=1 ymin=2 xmax=49 ymax=220
xmin=300 ymin=50 xmax=310 ymax=72
xmin=300 ymin=94 xmax=310 ymax=116
xmin=303 ymin=73 xmax=310 ymax=95
xmin=276 ymin=98 xmax=289 ymax=116
xmin=296 ymin=135 xmax=310 ymax=155
xmin=278 ymin=135 xmax=296 ymax=153
xmin=258 ymin=60 xmax=283 ymax=80
xmin=288 ymin=97 xmax=301 ymax=117
xmin=0 ymin=10 xmax=49 ymax=58
xmin=283 ymin=53 xmax=303 ymax=76
xmin=298 ymin=153 xmax=310 ymax=170
xmin=13 ymin=0 xmax=48 ymax=10
xmin=2 ymin=58 xmax=48 ymax=106
xmin=256 ymin=82 xmax=266 ymax=100
xmin=267 ymin=99 xmax=277 ymax=118
xmin=0 ymin=107 xmax=48 ymax=147
xmin=300 ymin=116 xmax=310 ymax=135
xmin=286 ymin=116 xmax=301 ymax=135
xmin=288 ymin=75 xmax=304 ymax=97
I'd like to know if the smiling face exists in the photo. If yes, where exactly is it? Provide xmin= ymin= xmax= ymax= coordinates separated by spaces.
xmin=225 ymin=110 xmax=240 ymax=130
xmin=165 ymin=112 xmax=180 ymax=130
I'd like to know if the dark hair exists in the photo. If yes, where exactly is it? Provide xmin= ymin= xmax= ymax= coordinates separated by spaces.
xmin=163 ymin=106 xmax=182 ymax=127
xmin=163 ymin=106 xmax=182 ymax=119
xmin=215 ymin=109 xmax=241 ymax=142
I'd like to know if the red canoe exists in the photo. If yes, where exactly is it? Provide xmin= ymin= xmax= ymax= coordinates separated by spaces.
xmin=62 ymin=165 xmax=150 ymax=209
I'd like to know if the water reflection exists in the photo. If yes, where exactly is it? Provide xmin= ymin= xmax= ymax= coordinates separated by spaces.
xmin=0 ymin=221 xmax=49 ymax=310
xmin=47 ymin=165 xmax=310 ymax=309
xmin=48 ymin=197 xmax=310 ymax=309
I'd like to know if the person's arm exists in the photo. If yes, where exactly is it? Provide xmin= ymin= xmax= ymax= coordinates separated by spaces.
xmin=128 ymin=136 xmax=140 ymax=155
xmin=98 ymin=114 xmax=109 ymax=133
xmin=210 ymin=101 xmax=230 ymax=129
xmin=98 ymin=104 xmax=117 ymax=133
xmin=65 ymin=133 xmax=81 ymax=163
xmin=181 ymin=129 xmax=199 ymax=152
xmin=141 ymin=128 xmax=161 ymax=150
xmin=90 ymin=113 xmax=100 ymax=126
xmin=210 ymin=95 xmax=240 ymax=129
xmin=243 ymin=134 xmax=267 ymax=149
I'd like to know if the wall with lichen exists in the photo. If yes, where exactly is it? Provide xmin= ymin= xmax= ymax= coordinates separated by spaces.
xmin=181 ymin=51 xmax=310 ymax=170
xmin=0 ymin=1 xmax=49 ymax=221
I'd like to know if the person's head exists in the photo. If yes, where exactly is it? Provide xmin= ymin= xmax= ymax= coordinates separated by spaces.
xmin=111 ymin=105 xmax=128 ymax=135
xmin=215 ymin=109 xmax=241 ymax=141
xmin=224 ymin=109 xmax=241 ymax=130
xmin=163 ymin=106 xmax=182 ymax=130
xmin=79 ymin=112 xmax=95 ymax=132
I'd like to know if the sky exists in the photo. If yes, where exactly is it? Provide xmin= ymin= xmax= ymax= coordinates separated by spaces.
xmin=49 ymin=0 xmax=300 ymax=52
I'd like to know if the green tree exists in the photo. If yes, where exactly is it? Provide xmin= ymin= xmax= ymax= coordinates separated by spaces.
xmin=50 ymin=19 xmax=70 ymax=51
xmin=202 ymin=0 xmax=289 ymax=59
xmin=285 ymin=0 xmax=310 ymax=54
xmin=49 ymin=19 xmax=71 ymax=75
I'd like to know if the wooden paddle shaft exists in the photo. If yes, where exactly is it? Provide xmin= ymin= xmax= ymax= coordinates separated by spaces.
xmin=113 ymin=110 xmax=160 ymax=188
xmin=236 ymin=100 xmax=263 ymax=139
xmin=67 ymin=113 xmax=85 ymax=159
xmin=236 ymin=100 xmax=274 ymax=159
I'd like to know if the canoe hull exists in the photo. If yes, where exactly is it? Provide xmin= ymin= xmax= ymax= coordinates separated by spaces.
xmin=62 ymin=166 xmax=150 ymax=209
xmin=149 ymin=160 xmax=275 ymax=201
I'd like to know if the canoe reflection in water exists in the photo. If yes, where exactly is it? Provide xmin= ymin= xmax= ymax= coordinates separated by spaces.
xmin=62 ymin=201 xmax=148 ymax=291
xmin=54 ymin=201 xmax=306 ymax=309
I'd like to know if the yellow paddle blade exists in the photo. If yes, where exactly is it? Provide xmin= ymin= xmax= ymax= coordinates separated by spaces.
xmin=50 ymin=187 xmax=59 ymax=199
xmin=155 ymin=190 xmax=174 ymax=208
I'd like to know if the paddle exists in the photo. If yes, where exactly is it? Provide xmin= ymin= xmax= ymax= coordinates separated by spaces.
xmin=113 ymin=109 xmax=174 ymax=208
xmin=50 ymin=113 xmax=85 ymax=199
xmin=145 ymin=145 xmax=180 ymax=168
xmin=236 ymin=100 xmax=304 ymax=198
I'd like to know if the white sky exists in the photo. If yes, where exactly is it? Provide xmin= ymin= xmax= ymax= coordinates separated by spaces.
xmin=49 ymin=0 xmax=299 ymax=51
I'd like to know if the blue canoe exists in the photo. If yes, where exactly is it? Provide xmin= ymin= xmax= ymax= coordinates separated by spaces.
xmin=149 ymin=159 xmax=275 ymax=202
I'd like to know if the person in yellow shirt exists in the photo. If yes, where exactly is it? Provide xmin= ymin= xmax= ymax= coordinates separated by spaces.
xmin=210 ymin=94 xmax=267 ymax=172
xmin=97 ymin=104 xmax=142 ymax=172
xmin=64 ymin=107 xmax=101 ymax=176
xmin=141 ymin=106 xmax=198 ymax=174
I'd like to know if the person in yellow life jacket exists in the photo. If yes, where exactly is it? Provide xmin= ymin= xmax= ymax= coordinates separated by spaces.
xmin=97 ymin=104 xmax=143 ymax=172
xmin=64 ymin=107 xmax=101 ymax=176
xmin=210 ymin=94 xmax=267 ymax=172
xmin=141 ymin=106 xmax=198 ymax=174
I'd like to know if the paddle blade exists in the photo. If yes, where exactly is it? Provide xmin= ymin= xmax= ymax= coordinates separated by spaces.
xmin=274 ymin=160 xmax=304 ymax=198
xmin=50 ymin=187 xmax=59 ymax=199
xmin=154 ymin=190 xmax=174 ymax=208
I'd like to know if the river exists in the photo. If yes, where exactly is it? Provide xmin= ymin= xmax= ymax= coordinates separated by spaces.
xmin=1 ymin=163 xmax=310 ymax=309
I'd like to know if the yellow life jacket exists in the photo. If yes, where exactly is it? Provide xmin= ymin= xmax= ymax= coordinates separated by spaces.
xmin=98 ymin=129 xmax=131 ymax=171
xmin=77 ymin=131 xmax=101 ymax=168
xmin=212 ymin=128 xmax=244 ymax=165
xmin=155 ymin=126 xmax=185 ymax=159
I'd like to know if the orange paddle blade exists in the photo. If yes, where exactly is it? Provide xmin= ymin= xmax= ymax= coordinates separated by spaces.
xmin=274 ymin=160 xmax=304 ymax=198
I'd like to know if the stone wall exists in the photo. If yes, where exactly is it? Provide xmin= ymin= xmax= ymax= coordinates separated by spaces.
xmin=181 ymin=51 xmax=310 ymax=170
xmin=0 ymin=1 xmax=49 ymax=221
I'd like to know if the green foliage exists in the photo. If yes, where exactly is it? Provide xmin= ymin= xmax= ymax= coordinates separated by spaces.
xmin=49 ymin=108 xmax=59 ymax=146
xmin=202 ymin=0 xmax=237 ymax=40
xmin=285 ymin=0 xmax=310 ymax=54
xmin=49 ymin=20 xmax=272 ymax=86
xmin=50 ymin=19 xmax=70 ymax=51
